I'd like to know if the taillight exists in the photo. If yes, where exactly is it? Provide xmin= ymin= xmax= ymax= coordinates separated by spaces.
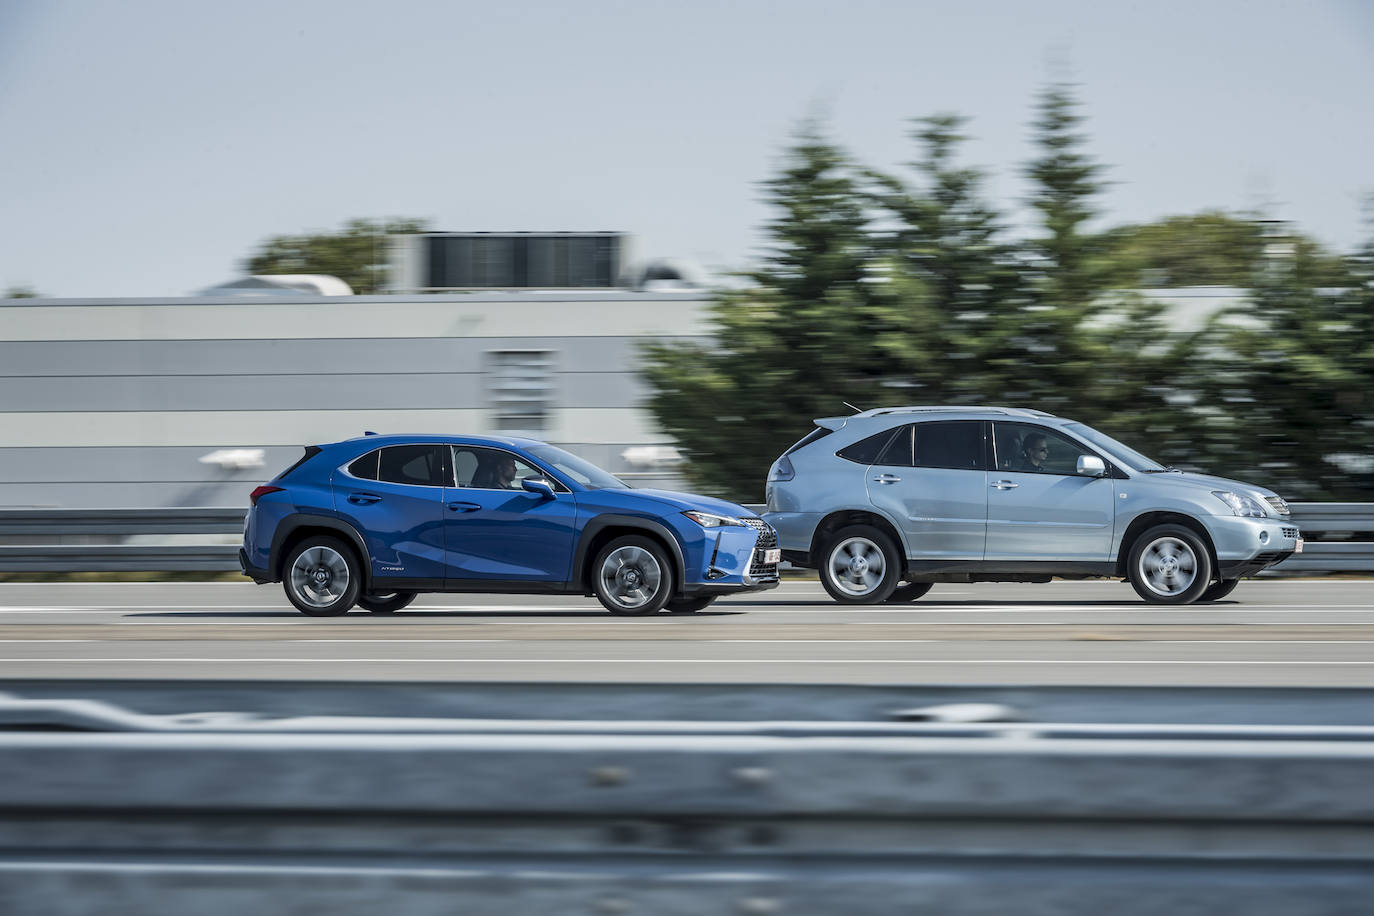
xmin=250 ymin=485 xmax=284 ymax=506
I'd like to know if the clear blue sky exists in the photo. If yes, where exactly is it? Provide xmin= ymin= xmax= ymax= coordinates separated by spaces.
xmin=2 ymin=0 xmax=1371 ymax=298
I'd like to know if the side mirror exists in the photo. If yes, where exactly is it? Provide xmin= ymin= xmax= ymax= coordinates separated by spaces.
xmin=521 ymin=476 xmax=556 ymax=499
xmin=1076 ymin=455 xmax=1107 ymax=477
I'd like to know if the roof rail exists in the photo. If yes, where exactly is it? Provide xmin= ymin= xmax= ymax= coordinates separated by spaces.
xmin=857 ymin=406 xmax=1059 ymax=419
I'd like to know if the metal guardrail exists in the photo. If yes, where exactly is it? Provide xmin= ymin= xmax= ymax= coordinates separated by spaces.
xmin=1 ymin=686 xmax=1372 ymax=914
xmin=0 ymin=503 xmax=1369 ymax=573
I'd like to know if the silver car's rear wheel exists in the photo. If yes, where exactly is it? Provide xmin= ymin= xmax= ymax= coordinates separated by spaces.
xmin=820 ymin=525 xmax=900 ymax=604
xmin=1127 ymin=524 xmax=1213 ymax=605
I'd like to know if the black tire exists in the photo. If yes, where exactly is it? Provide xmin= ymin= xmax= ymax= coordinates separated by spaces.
xmin=666 ymin=596 xmax=716 ymax=614
xmin=358 ymin=590 xmax=418 ymax=614
xmin=592 ymin=535 xmax=675 ymax=616
xmin=282 ymin=536 xmax=362 ymax=617
xmin=819 ymin=525 xmax=901 ymax=604
xmin=1199 ymin=578 xmax=1240 ymax=602
xmin=1127 ymin=523 xmax=1214 ymax=605
xmin=887 ymin=581 xmax=934 ymax=603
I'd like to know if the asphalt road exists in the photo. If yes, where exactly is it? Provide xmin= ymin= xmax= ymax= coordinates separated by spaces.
xmin=0 ymin=579 xmax=1371 ymax=686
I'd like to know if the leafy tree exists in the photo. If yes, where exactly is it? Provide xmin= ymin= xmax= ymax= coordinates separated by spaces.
xmin=3 ymin=285 xmax=41 ymax=299
xmin=1097 ymin=212 xmax=1350 ymax=289
xmin=1025 ymin=83 xmax=1109 ymax=312
xmin=1194 ymin=230 xmax=1374 ymax=498
xmin=863 ymin=114 xmax=1029 ymax=403
xmin=642 ymin=126 xmax=899 ymax=501
xmin=243 ymin=218 xmax=428 ymax=294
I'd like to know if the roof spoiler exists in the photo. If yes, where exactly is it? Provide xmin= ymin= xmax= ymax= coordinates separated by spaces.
xmin=814 ymin=416 xmax=849 ymax=431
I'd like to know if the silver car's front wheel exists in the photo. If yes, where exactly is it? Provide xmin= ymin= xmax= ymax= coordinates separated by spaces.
xmin=820 ymin=525 xmax=899 ymax=604
xmin=1127 ymin=524 xmax=1213 ymax=605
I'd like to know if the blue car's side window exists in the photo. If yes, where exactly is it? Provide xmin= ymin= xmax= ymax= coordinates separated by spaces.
xmin=376 ymin=445 xmax=447 ymax=487
xmin=453 ymin=446 xmax=548 ymax=491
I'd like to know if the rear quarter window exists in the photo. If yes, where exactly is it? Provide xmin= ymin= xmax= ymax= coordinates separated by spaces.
xmin=837 ymin=428 xmax=899 ymax=465
xmin=347 ymin=450 xmax=380 ymax=480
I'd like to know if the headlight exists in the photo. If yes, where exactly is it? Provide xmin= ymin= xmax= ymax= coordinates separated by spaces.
xmin=683 ymin=510 xmax=745 ymax=528
xmin=1212 ymin=491 xmax=1267 ymax=518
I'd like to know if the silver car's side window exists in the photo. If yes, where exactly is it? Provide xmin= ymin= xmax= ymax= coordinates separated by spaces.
xmin=994 ymin=423 xmax=1096 ymax=476
xmin=912 ymin=421 xmax=985 ymax=470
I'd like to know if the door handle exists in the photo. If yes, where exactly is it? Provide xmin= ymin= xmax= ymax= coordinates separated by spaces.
xmin=447 ymin=501 xmax=481 ymax=512
xmin=990 ymin=480 xmax=1019 ymax=490
xmin=348 ymin=492 xmax=382 ymax=505
xmin=872 ymin=474 xmax=902 ymax=484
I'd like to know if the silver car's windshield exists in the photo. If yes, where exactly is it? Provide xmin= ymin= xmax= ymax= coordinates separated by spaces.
xmin=1063 ymin=422 xmax=1167 ymax=472
xmin=527 ymin=445 xmax=630 ymax=490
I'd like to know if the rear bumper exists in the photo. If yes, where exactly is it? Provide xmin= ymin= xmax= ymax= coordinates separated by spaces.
xmin=238 ymin=547 xmax=272 ymax=585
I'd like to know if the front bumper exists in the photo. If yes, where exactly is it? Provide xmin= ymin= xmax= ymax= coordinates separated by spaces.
xmin=681 ymin=519 xmax=781 ymax=594
xmin=1205 ymin=515 xmax=1302 ymax=577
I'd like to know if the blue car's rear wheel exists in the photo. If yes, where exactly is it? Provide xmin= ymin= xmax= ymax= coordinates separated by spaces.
xmin=283 ymin=536 xmax=361 ymax=617
xmin=593 ymin=536 xmax=675 ymax=616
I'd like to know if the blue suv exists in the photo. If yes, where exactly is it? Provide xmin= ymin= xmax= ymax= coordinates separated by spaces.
xmin=240 ymin=433 xmax=779 ymax=616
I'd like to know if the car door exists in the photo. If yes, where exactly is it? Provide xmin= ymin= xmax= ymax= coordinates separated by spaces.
xmin=442 ymin=445 xmax=579 ymax=584
xmin=985 ymin=422 xmax=1115 ymax=562
xmin=865 ymin=420 xmax=988 ymax=560
xmin=334 ymin=444 xmax=448 ymax=583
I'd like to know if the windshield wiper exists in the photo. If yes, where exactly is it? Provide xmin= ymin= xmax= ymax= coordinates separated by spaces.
xmin=1141 ymin=467 xmax=1182 ymax=473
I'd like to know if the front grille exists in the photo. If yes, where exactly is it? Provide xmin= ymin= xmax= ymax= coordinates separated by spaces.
xmin=1265 ymin=496 xmax=1291 ymax=517
xmin=1281 ymin=527 xmax=1298 ymax=538
xmin=741 ymin=517 xmax=779 ymax=578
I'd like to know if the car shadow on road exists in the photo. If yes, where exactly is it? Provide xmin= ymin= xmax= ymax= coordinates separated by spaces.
xmin=127 ymin=610 xmax=747 ymax=618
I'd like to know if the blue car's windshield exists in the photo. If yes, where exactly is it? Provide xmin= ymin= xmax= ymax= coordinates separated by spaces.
xmin=527 ymin=445 xmax=630 ymax=490
xmin=1063 ymin=422 xmax=1166 ymax=472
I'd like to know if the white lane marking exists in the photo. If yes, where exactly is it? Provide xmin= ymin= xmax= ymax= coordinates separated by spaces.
xmin=298 ymin=639 xmax=506 ymax=643
xmin=3 ymin=638 xmax=1370 ymax=646
xmin=1154 ymin=640 xmax=1374 ymax=645
xmin=3 ymin=658 xmax=1374 ymax=666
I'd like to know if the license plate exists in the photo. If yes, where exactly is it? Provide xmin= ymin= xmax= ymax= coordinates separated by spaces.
xmin=760 ymin=548 xmax=781 ymax=564
xmin=1294 ymin=538 xmax=1304 ymax=554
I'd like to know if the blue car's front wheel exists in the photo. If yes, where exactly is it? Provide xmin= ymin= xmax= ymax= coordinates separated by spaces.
xmin=593 ymin=536 xmax=675 ymax=616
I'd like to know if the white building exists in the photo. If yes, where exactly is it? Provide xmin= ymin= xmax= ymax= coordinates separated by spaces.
xmin=0 ymin=290 xmax=710 ymax=508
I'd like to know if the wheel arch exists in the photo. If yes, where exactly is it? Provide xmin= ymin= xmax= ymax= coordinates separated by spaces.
xmin=574 ymin=515 xmax=686 ymax=595
xmin=1116 ymin=511 xmax=1219 ymax=581
xmin=810 ymin=509 xmax=908 ymax=577
xmin=271 ymin=514 xmax=371 ymax=589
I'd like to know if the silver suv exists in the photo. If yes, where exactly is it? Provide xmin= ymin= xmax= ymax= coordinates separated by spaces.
xmin=763 ymin=406 xmax=1302 ymax=605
